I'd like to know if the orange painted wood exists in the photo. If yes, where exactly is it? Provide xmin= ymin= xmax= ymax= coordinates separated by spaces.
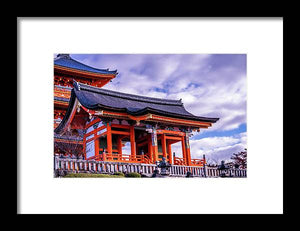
xmin=84 ymin=125 xmax=106 ymax=139
xmin=181 ymin=136 xmax=187 ymax=165
xmin=106 ymin=123 xmax=113 ymax=154
xmin=119 ymin=134 xmax=129 ymax=140
xmin=147 ymin=135 xmax=153 ymax=163
xmin=117 ymin=137 xmax=122 ymax=155
xmin=85 ymin=118 xmax=101 ymax=129
xmin=167 ymin=140 xmax=181 ymax=145
xmin=85 ymin=132 xmax=107 ymax=144
xmin=161 ymin=134 xmax=167 ymax=159
xmin=136 ymin=135 xmax=148 ymax=144
xmin=96 ymin=110 xmax=211 ymax=128
xmin=137 ymin=140 xmax=149 ymax=147
xmin=167 ymin=141 xmax=172 ymax=164
xmin=111 ymin=130 xmax=130 ymax=135
xmin=55 ymin=65 xmax=117 ymax=79
xmin=130 ymin=125 xmax=136 ymax=158
xmin=83 ymin=141 xmax=87 ymax=160
xmin=95 ymin=138 xmax=99 ymax=157
xmin=151 ymin=132 xmax=158 ymax=163
xmin=54 ymin=100 xmax=69 ymax=107
xmin=111 ymin=124 xmax=130 ymax=129
xmin=156 ymin=129 xmax=185 ymax=136
xmin=185 ymin=135 xmax=192 ymax=166
xmin=186 ymin=147 xmax=192 ymax=166
xmin=80 ymin=105 xmax=97 ymax=115
xmin=151 ymin=114 xmax=212 ymax=127
xmin=164 ymin=136 xmax=183 ymax=141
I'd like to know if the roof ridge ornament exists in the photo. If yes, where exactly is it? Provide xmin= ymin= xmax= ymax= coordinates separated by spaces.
xmin=56 ymin=54 xmax=71 ymax=59
xmin=73 ymin=80 xmax=81 ymax=91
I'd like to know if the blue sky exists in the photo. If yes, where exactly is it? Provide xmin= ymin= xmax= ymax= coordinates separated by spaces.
xmin=70 ymin=54 xmax=247 ymax=164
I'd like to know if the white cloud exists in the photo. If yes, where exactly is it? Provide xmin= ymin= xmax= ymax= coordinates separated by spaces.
xmin=73 ymin=53 xmax=247 ymax=133
xmin=170 ymin=132 xmax=247 ymax=163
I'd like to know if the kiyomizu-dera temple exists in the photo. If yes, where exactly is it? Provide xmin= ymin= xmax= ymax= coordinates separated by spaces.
xmin=54 ymin=54 xmax=117 ymax=129
xmin=55 ymin=80 xmax=219 ymax=166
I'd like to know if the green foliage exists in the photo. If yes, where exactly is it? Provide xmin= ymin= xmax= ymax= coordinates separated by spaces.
xmin=125 ymin=172 xmax=141 ymax=178
xmin=113 ymin=172 xmax=125 ymax=177
xmin=63 ymin=173 xmax=125 ymax=178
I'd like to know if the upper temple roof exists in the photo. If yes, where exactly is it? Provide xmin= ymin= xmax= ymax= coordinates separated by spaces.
xmin=54 ymin=54 xmax=118 ymax=75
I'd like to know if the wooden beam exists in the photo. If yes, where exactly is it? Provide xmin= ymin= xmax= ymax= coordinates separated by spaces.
xmin=157 ymin=129 xmax=185 ymax=136
xmin=84 ymin=125 xmax=106 ymax=139
xmin=119 ymin=135 xmax=129 ymax=140
xmin=111 ymin=124 xmax=130 ymax=129
xmin=85 ymin=118 xmax=101 ymax=129
xmin=111 ymin=130 xmax=130 ymax=135
xmin=137 ymin=140 xmax=149 ymax=147
xmin=167 ymin=140 xmax=181 ymax=145
xmin=164 ymin=136 xmax=183 ymax=141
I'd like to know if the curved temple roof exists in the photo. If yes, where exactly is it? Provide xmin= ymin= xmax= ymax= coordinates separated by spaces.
xmin=55 ymin=81 xmax=219 ymax=133
xmin=54 ymin=54 xmax=118 ymax=75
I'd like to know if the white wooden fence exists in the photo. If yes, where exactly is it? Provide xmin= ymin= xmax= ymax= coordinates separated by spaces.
xmin=54 ymin=156 xmax=247 ymax=177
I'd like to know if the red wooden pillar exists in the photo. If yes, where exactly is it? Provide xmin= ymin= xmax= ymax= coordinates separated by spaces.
xmin=95 ymin=138 xmax=99 ymax=158
xmin=130 ymin=125 xmax=136 ymax=160
xmin=83 ymin=139 xmax=87 ymax=160
xmin=106 ymin=122 xmax=112 ymax=156
xmin=161 ymin=134 xmax=167 ymax=160
xmin=181 ymin=136 xmax=187 ymax=165
xmin=185 ymin=133 xmax=192 ymax=166
xmin=147 ymin=135 xmax=153 ymax=162
xmin=117 ymin=136 xmax=123 ymax=155
xmin=167 ymin=140 xmax=172 ymax=164
xmin=151 ymin=129 xmax=158 ymax=163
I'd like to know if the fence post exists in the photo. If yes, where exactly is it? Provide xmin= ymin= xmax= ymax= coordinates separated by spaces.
xmin=203 ymin=155 xmax=207 ymax=177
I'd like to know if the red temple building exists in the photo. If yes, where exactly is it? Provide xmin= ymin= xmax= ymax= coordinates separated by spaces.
xmin=54 ymin=54 xmax=118 ymax=156
xmin=54 ymin=76 xmax=219 ymax=166
xmin=53 ymin=54 xmax=249 ymax=177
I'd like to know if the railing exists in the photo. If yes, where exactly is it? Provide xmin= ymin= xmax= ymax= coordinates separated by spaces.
xmin=174 ymin=157 xmax=206 ymax=167
xmin=54 ymin=156 xmax=247 ymax=177
xmin=173 ymin=157 xmax=186 ymax=166
xmin=54 ymin=156 xmax=156 ymax=176
xmin=89 ymin=153 xmax=152 ymax=164
xmin=169 ymin=165 xmax=247 ymax=177
xmin=190 ymin=158 xmax=206 ymax=166
xmin=54 ymin=85 xmax=72 ymax=98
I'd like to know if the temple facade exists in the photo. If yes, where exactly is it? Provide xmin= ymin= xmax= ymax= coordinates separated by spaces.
xmin=54 ymin=54 xmax=117 ymax=128
xmin=54 ymin=54 xmax=117 ymax=156
xmin=54 ymin=60 xmax=219 ymax=166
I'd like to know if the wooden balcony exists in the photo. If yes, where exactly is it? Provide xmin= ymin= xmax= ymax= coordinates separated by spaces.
xmin=88 ymin=153 xmax=152 ymax=164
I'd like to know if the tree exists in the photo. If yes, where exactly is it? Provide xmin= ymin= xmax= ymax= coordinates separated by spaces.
xmin=54 ymin=129 xmax=84 ymax=158
xmin=230 ymin=148 xmax=247 ymax=169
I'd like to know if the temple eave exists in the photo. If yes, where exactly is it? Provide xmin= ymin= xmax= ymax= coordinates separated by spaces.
xmin=55 ymin=65 xmax=117 ymax=78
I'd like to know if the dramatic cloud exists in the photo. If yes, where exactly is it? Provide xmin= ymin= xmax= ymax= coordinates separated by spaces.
xmin=171 ymin=132 xmax=247 ymax=163
xmin=73 ymin=54 xmax=246 ymax=132
xmin=71 ymin=54 xmax=247 ymax=163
